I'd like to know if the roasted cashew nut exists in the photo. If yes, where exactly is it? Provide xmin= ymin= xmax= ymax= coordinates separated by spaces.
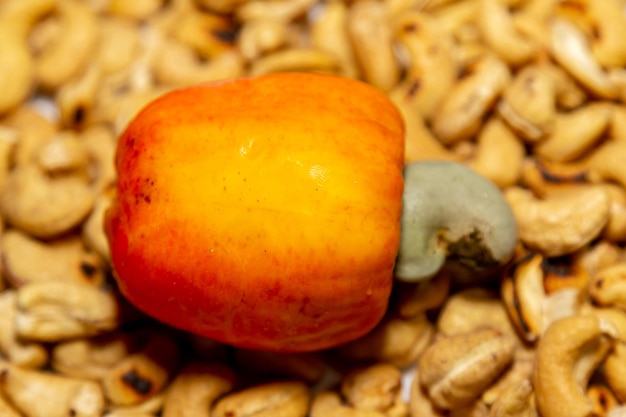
xmin=533 ymin=315 xmax=618 ymax=417
xmin=396 ymin=161 xmax=518 ymax=282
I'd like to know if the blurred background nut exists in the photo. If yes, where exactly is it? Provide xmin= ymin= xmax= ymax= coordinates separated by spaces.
xmin=0 ymin=164 xmax=95 ymax=239
xmin=35 ymin=130 xmax=90 ymax=175
xmin=51 ymin=332 xmax=141 ymax=380
xmin=0 ymin=359 xmax=105 ymax=417
xmin=2 ymin=104 xmax=58 ymax=166
xmin=211 ymin=380 xmax=310 ymax=417
xmin=341 ymin=363 xmax=407 ymax=416
xmin=519 ymin=158 xmax=601 ymax=198
xmin=1 ymin=229 xmax=106 ymax=287
xmin=162 ymin=362 xmax=236 ymax=417
xmin=533 ymin=315 xmax=618 ymax=417
xmin=0 ymin=289 xmax=48 ymax=369
xmin=15 ymin=280 xmax=121 ymax=341
xmin=336 ymin=313 xmax=435 ymax=368
xmin=585 ymin=139 xmax=626 ymax=189
xmin=497 ymin=64 xmax=556 ymax=142
xmin=504 ymin=186 xmax=611 ymax=257
xmin=417 ymin=327 xmax=516 ymax=410
xmin=101 ymin=332 xmax=180 ymax=406
xmin=589 ymin=262 xmax=626 ymax=310
xmin=32 ymin=0 xmax=99 ymax=91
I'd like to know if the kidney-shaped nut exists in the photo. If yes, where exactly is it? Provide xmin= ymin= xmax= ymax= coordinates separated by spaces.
xmin=501 ymin=252 xmax=584 ymax=343
xmin=15 ymin=280 xmax=120 ymax=342
xmin=498 ymin=63 xmax=556 ymax=142
xmin=211 ymin=380 xmax=310 ymax=417
xmin=520 ymin=158 xmax=601 ymax=198
xmin=101 ymin=332 xmax=180 ymax=406
xmin=162 ymin=362 xmax=236 ymax=417
xmin=0 ymin=163 xmax=95 ymax=238
xmin=51 ymin=332 xmax=141 ymax=380
xmin=0 ymin=359 xmax=105 ymax=417
xmin=1 ymin=229 xmax=106 ymax=287
xmin=589 ymin=262 xmax=626 ymax=310
xmin=0 ymin=290 xmax=48 ymax=369
xmin=418 ymin=327 xmax=516 ymax=410
xmin=505 ymin=186 xmax=610 ymax=257
xmin=587 ymin=0 xmax=626 ymax=69
xmin=336 ymin=312 xmax=435 ymax=368
xmin=431 ymin=53 xmax=511 ymax=144
xmin=341 ymin=364 xmax=407 ymax=416
xmin=533 ymin=315 xmax=618 ymax=417
xmin=549 ymin=17 xmax=617 ymax=99
xmin=534 ymin=103 xmax=612 ymax=163
xmin=605 ymin=342 xmax=626 ymax=403
xmin=396 ymin=161 xmax=518 ymax=282
xmin=436 ymin=288 xmax=518 ymax=341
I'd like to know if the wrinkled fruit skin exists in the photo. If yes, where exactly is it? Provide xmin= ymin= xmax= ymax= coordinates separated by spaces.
xmin=105 ymin=73 xmax=405 ymax=352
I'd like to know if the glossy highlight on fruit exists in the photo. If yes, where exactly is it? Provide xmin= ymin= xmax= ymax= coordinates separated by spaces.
xmin=105 ymin=72 xmax=405 ymax=352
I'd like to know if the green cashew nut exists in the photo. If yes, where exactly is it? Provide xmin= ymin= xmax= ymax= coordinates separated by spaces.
xmin=396 ymin=160 xmax=518 ymax=282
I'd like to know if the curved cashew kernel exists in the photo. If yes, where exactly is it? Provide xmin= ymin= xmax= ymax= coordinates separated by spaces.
xmin=501 ymin=252 xmax=583 ymax=343
xmin=589 ymin=262 xmax=626 ymax=310
xmin=0 ymin=164 xmax=95 ymax=238
xmin=101 ymin=332 xmax=180 ymax=406
xmin=236 ymin=0 xmax=317 ymax=22
xmin=436 ymin=288 xmax=518 ymax=341
xmin=0 ymin=0 xmax=55 ymax=114
xmin=0 ymin=290 xmax=48 ymax=369
xmin=337 ymin=313 xmax=435 ymax=368
xmin=468 ymin=117 xmax=525 ymax=188
xmin=1 ymin=229 xmax=106 ymax=287
xmin=15 ymin=281 xmax=120 ymax=341
xmin=605 ymin=343 xmax=626 ymax=403
xmin=171 ymin=10 xmax=236 ymax=60
xmin=310 ymin=1 xmax=359 ymax=79
xmin=533 ymin=315 xmax=618 ymax=417
xmin=585 ymin=140 xmax=626 ymax=189
xmin=418 ymin=327 xmax=516 ymax=410
xmin=396 ymin=161 xmax=518 ymax=282
xmin=431 ymin=53 xmax=511 ymax=144
xmin=153 ymin=38 xmax=243 ymax=86
xmin=534 ymin=103 xmax=612 ymax=163
xmin=162 ymin=362 xmax=235 ymax=417
xmin=34 ymin=0 xmax=99 ymax=90
xmin=573 ymin=240 xmax=626 ymax=277
xmin=486 ymin=379 xmax=537 ymax=417
xmin=395 ymin=269 xmax=451 ymax=318
xmin=482 ymin=355 xmax=534 ymax=407
xmin=477 ymin=0 xmax=537 ymax=66
xmin=36 ymin=130 xmax=90 ymax=174
xmin=237 ymin=18 xmax=289 ymax=62
xmin=549 ymin=17 xmax=617 ymax=99
xmin=388 ymin=86 xmax=458 ymax=163
xmin=600 ymin=183 xmax=626 ymax=242
xmin=347 ymin=0 xmax=400 ymax=92
xmin=211 ymin=381 xmax=310 ymax=417
xmin=234 ymin=349 xmax=327 ymax=384
xmin=504 ymin=186 xmax=610 ymax=257
xmin=588 ymin=0 xmax=626 ymax=68
xmin=538 ymin=61 xmax=587 ymax=110
xmin=341 ymin=364 xmax=406 ymax=416
xmin=51 ymin=332 xmax=139 ymax=379
xmin=3 ymin=104 xmax=58 ymax=166
xmin=56 ymin=63 xmax=102 ymax=129
xmin=520 ymin=158 xmax=601 ymax=198
xmin=392 ymin=11 xmax=458 ymax=121
xmin=0 ymin=359 xmax=105 ymax=417
xmin=248 ymin=47 xmax=339 ymax=76
xmin=498 ymin=64 xmax=557 ymax=142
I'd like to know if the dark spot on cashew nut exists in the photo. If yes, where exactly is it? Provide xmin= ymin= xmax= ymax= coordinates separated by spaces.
xmin=406 ymin=79 xmax=421 ymax=98
xmin=80 ymin=261 xmax=97 ymax=279
xmin=395 ymin=161 xmax=518 ymax=282
xmin=69 ymin=408 xmax=77 ymax=417
xmin=540 ymin=256 xmax=572 ymax=277
xmin=536 ymin=161 xmax=588 ymax=183
xmin=212 ymin=28 xmax=238 ymax=44
xmin=121 ymin=369 xmax=152 ymax=395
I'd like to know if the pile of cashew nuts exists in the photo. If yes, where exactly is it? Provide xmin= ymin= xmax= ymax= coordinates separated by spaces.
xmin=1 ymin=0 xmax=626 ymax=416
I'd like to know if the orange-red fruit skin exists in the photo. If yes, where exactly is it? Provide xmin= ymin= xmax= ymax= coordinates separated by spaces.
xmin=105 ymin=72 xmax=405 ymax=352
